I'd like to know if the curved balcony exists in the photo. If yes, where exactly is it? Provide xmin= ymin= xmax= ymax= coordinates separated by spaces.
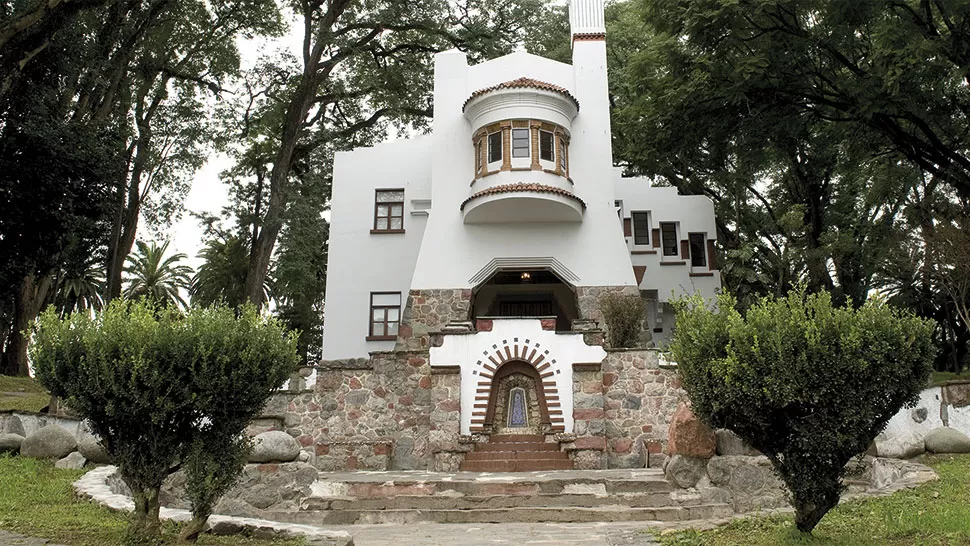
xmin=460 ymin=182 xmax=586 ymax=224
xmin=463 ymin=77 xmax=579 ymax=133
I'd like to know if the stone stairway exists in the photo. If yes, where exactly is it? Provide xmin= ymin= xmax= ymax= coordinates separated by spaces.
xmin=459 ymin=434 xmax=573 ymax=472
xmin=267 ymin=469 xmax=733 ymax=526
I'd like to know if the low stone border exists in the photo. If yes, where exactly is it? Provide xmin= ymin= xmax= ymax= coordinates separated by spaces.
xmin=74 ymin=466 xmax=353 ymax=546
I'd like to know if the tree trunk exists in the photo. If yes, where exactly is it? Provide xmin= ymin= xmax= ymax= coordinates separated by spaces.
xmin=128 ymin=486 xmax=162 ymax=543
xmin=178 ymin=514 xmax=209 ymax=543
xmin=0 ymin=273 xmax=52 ymax=376
xmin=792 ymin=489 xmax=840 ymax=533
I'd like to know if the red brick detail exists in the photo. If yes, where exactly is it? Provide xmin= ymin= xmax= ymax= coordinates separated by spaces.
xmin=573 ymin=408 xmax=605 ymax=420
xmin=476 ymin=319 xmax=493 ymax=332
xmin=612 ymin=437 xmax=634 ymax=454
xmin=540 ymin=318 xmax=557 ymax=331
xmin=373 ymin=443 xmax=390 ymax=455
xmin=349 ymin=377 xmax=362 ymax=390
xmin=633 ymin=265 xmax=647 ymax=285
xmin=573 ymin=32 xmax=606 ymax=42
xmin=574 ymin=436 xmax=607 ymax=450
xmin=315 ymin=444 xmax=330 ymax=455
xmin=418 ymin=375 xmax=432 ymax=389
xmin=463 ymin=76 xmax=580 ymax=111
xmin=646 ymin=440 xmax=663 ymax=454
xmin=460 ymin=183 xmax=587 ymax=211
xmin=603 ymin=372 xmax=619 ymax=387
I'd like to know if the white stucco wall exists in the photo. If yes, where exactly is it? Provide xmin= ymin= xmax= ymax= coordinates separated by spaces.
xmin=321 ymin=137 xmax=432 ymax=360
xmin=430 ymin=318 xmax=607 ymax=434
xmin=614 ymin=174 xmax=722 ymax=301
xmin=879 ymin=386 xmax=970 ymax=448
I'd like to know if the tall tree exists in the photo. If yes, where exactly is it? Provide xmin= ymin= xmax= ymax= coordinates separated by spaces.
xmin=123 ymin=240 xmax=193 ymax=309
xmin=233 ymin=0 xmax=545 ymax=304
xmin=190 ymin=233 xmax=253 ymax=309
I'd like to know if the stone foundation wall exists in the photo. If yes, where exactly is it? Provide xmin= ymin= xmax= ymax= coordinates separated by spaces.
xmin=567 ymin=349 xmax=685 ymax=469
xmin=396 ymin=289 xmax=472 ymax=351
xmin=281 ymin=351 xmax=434 ymax=471
xmin=574 ymin=286 xmax=640 ymax=328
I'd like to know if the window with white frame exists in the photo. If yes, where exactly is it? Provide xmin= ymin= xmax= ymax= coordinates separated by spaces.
xmin=369 ymin=292 xmax=401 ymax=340
xmin=660 ymin=222 xmax=679 ymax=257
xmin=632 ymin=211 xmax=650 ymax=246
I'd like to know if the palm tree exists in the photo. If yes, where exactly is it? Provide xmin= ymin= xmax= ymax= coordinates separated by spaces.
xmin=53 ymin=256 xmax=105 ymax=316
xmin=123 ymin=240 xmax=193 ymax=308
xmin=190 ymin=234 xmax=256 ymax=308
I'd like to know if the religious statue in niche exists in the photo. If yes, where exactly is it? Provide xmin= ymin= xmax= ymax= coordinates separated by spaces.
xmin=508 ymin=387 xmax=528 ymax=428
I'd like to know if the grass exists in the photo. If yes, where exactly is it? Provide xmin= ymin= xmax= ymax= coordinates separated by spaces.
xmin=656 ymin=454 xmax=970 ymax=546
xmin=0 ymin=375 xmax=50 ymax=412
xmin=0 ymin=454 xmax=307 ymax=545
xmin=931 ymin=370 xmax=970 ymax=386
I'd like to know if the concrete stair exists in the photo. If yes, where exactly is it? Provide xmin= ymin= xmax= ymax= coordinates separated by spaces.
xmin=285 ymin=469 xmax=733 ymax=526
xmin=459 ymin=434 xmax=573 ymax=472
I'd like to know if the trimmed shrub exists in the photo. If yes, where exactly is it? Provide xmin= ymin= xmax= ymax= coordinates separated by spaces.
xmin=671 ymin=289 xmax=934 ymax=533
xmin=600 ymin=293 xmax=645 ymax=348
xmin=31 ymin=300 xmax=298 ymax=544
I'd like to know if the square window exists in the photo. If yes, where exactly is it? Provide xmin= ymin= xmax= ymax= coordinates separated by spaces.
xmin=369 ymin=292 xmax=402 ymax=339
xmin=512 ymin=128 xmax=530 ymax=158
xmin=632 ymin=212 xmax=650 ymax=245
xmin=539 ymin=131 xmax=554 ymax=161
xmin=488 ymin=132 xmax=502 ymax=163
xmin=661 ymin=222 xmax=678 ymax=257
xmin=373 ymin=189 xmax=404 ymax=232
xmin=689 ymin=233 xmax=707 ymax=267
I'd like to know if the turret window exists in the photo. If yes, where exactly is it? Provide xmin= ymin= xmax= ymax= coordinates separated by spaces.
xmin=488 ymin=132 xmax=502 ymax=163
xmin=539 ymin=130 xmax=554 ymax=161
xmin=512 ymin=128 xmax=530 ymax=157
xmin=473 ymin=120 xmax=568 ymax=180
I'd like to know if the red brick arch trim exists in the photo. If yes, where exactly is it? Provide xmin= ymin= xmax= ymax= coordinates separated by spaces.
xmin=469 ymin=337 xmax=565 ymax=433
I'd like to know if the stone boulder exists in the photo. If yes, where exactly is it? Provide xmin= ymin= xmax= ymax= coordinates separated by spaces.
xmin=924 ymin=427 xmax=970 ymax=454
xmin=249 ymin=431 xmax=300 ymax=463
xmin=55 ymin=451 xmax=87 ymax=469
xmin=875 ymin=432 xmax=925 ymax=459
xmin=20 ymin=424 xmax=77 ymax=459
xmin=666 ymin=402 xmax=716 ymax=459
xmin=664 ymin=454 xmax=708 ymax=488
xmin=715 ymin=429 xmax=761 ymax=456
xmin=0 ymin=433 xmax=25 ymax=453
xmin=77 ymin=428 xmax=112 ymax=464
xmin=1 ymin=415 xmax=26 ymax=437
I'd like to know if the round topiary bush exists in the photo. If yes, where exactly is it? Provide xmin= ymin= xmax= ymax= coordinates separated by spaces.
xmin=671 ymin=289 xmax=934 ymax=533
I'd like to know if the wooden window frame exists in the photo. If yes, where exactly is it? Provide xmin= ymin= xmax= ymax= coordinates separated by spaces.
xmin=539 ymin=130 xmax=554 ymax=162
xmin=511 ymin=128 xmax=530 ymax=158
xmin=367 ymin=292 xmax=401 ymax=341
xmin=487 ymin=131 xmax=503 ymax=163
xmin=632 ymin=211 xmax=650 ymax=246
xmin=689 ymin=233 xmax=707 ymax=267
xmin=372 ymin=189 xmax=405 ymax=234
xmin=660 ymin=222 xmax=679 ymax=257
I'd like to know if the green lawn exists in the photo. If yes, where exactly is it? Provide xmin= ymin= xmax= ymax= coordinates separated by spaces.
xmin=0 ymin=375 xmax=50 ymax=412
xmin=931 ymin=370 xmax=970 ymax=386
xmin=0 ymin=455 xmax=306 ymax=545
xmin=657 ymin=454 xmax=970 ymax=546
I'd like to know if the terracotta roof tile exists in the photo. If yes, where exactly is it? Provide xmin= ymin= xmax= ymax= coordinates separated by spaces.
xmin=460 ymin=182 xmax=587 ymax=211
xmin=463 ymin=77 xmax=580 ymax=111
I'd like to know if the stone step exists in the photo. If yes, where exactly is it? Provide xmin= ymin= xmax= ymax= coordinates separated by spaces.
xmin=474 ymin=442 xmax=560 ymax=452
xmin=311 ymin=469 xmax=673 ymax=498
xmin=463 ymin=450 xmax=570 ymax=461
xmin=489 ymin=434 xmax=545 ymax=443
xmin=273 ymin=503 xmax=734 ymax=526
xmin=460 ymin=459 xmax=573 ymax=472
xmin=306 ymin=491 xmax=685 ymax=511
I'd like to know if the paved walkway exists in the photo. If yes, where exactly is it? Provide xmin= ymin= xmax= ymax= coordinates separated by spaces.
xmin=0 ymin=531 xmax=66 ymax=546
xmin=325 ymin=522 xmax=660 ymax=545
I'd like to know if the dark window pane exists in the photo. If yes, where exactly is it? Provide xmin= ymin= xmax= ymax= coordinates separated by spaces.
xmin=512 ymin=128 xmax=530 ymax=158
xmin=539 ymin=131 xmax=554 ymax=161
xmin=559 ymin=138 xmax=567 ymax=171
xmin=689 ymin=233 xmax=707 ymax=267
xmin=488 ymin=132 xmax=502 ymax=163
xmin=661 ymin=223 xmax=678 ymax=256
xmin=632 ymin=212 xmax=650 ymax=245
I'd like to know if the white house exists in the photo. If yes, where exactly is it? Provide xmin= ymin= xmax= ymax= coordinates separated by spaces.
xmin=320 ymin=0 xmax=719 ymax=455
